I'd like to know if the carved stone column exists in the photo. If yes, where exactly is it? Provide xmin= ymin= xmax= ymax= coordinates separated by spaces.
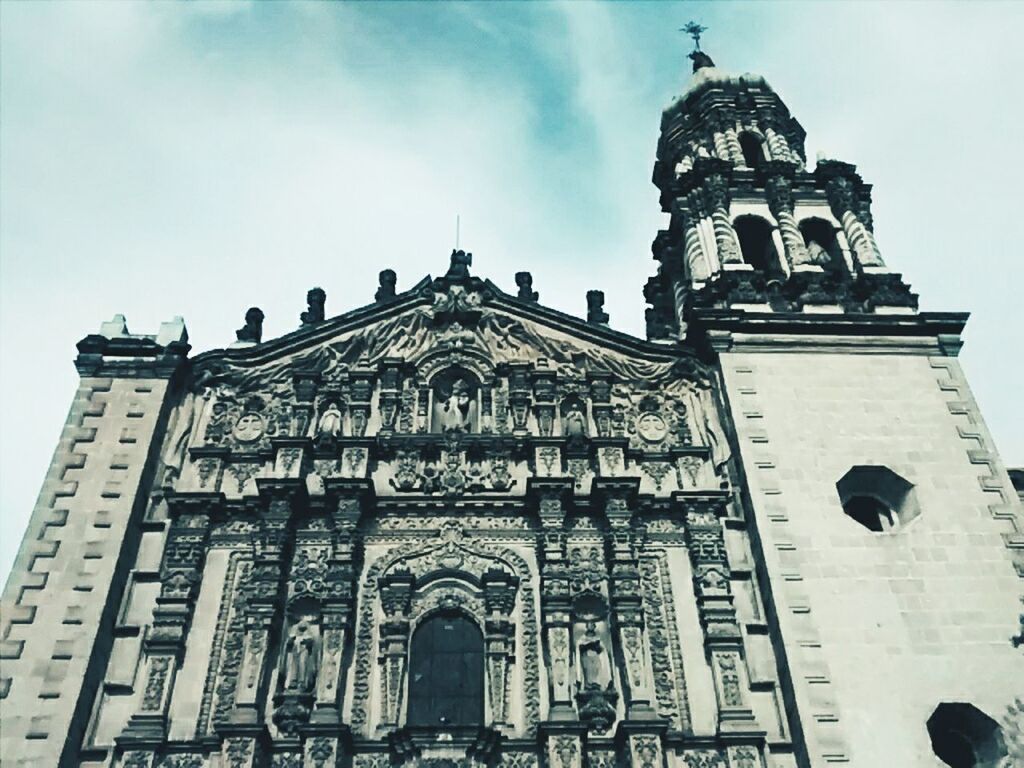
xmin=822 ymin=169 xmax=885 ymax=268
xmin=698 ymin=159 xmax=743 ymax=266
xmin=601 ymin=482 xmax=656 ymax=720
xmin=378 ymin=358 xmax=402 ymax=435
xmin=229 ymin=481 xmax=303 ymax=728
xmin=314 ymin=486 xmax=363 ymax=723
xmin=717 ymin=115 xmax=745 ymax=167
xmin=508 ymin=363 xmax=532 ymax=435
xmin=673 ymin=198 xmax=712 ymax=282
xmin=349 ymin=370 xmax=374 ymax=437
xmin=119 ymin=493 xmax=217 ymax=749
xmin=378 ymin=569 xmax=414 ymax=728
xmin=683 ymin=502 xmax=759 ymax=734
xmin=764 ymin=165 xmax=811 ymax=269
xmin=758 ymin=112 xmax=795 ymax=166
xmin=535 ymin=480 xmax=575 ymax=720
xmin=483 ymin=568 xmax=519 ymax=728
xmin=222 ymin=481 xmax=303 ymax=768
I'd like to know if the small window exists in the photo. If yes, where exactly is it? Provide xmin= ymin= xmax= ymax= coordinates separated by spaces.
xmin=733 ymin=215 xmax=778 ymax=271
xmin=927 ymin=702 xmax=1008 ymax=768
xmin=739 ymin=132 xmax=765 ymax=169
xmin=836 ymin=466 xmax=918 ymax=532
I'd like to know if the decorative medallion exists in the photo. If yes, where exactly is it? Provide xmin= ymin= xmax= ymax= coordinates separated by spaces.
xmin=636 ymin=412 xmax=668 ymax=443
xmin=232 ymin=412 xmax=265 ymax=443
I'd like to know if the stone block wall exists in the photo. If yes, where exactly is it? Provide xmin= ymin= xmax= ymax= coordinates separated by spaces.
xmin=0 ymin=376 xmax=172 ymax=767
xmin=721 ymin=351 xmax=1023 ymax=767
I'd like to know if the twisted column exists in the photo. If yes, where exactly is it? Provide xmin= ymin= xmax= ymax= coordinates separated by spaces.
xmin=699 ymin=162 xmax=743 ymax=265
xmin=673 ymin=199 xmax=712 ymax=282
xmin=823 ymin=170 xmax=885 ymax=267
xmin=765 ymin=171 xmax=811 ymax=268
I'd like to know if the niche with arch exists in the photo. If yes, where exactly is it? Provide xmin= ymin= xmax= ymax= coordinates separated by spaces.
xmin=430 ymin=367 xmax=480 ymax=434
xmin=927 ymin=702 xmax=1008 ymax=768
xmin=798 ymin=216 xmax=844 ymax=269
xmin=733 ymin=215 xmax=780 ymax=271
xmin=835 ymin=465 xmax=919 ymax=532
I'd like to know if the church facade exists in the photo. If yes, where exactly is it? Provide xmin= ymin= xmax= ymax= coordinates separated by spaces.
xmin=1 ymin=56 xmax=1021 ymax=768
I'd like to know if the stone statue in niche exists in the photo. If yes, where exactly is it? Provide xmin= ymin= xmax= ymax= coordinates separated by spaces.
xmin=279 ymin=617 xmax=321 ymax=693
xmin=315 ymin=401 xmax=343 ymax=447
xmin=574 ymin=620 xmax=618 ymax=733
xmin=439 ymin=378 xmax=473 ymax=433
xmin=579 ymin=622 xmax=609 ymax=688
xmin=563 ymin=402 xmax=587 ymax=439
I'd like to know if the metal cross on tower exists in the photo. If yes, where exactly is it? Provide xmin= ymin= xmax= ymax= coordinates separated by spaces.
xmin=681 ymin=21 xmax=707 ymax=52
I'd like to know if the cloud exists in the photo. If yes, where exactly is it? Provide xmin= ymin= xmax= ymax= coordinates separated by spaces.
xmin=2 ymin=2 xmax=1022 ymax=582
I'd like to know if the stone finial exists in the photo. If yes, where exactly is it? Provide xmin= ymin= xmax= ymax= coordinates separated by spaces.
xmin=300 ymin=287 xmax=326 ymax=326
xmin=236 ymin=307 xmax=265 ymax=344
xmin=586 ymin=290 xmax=609 ymax=325
xmin=688 ymin=50 xmax=715 ymax=73
xmin=445 ymin=249 xmax=472 ymax=279
xmin=99 ymin=314 xmax=129 ymax=339
xmin=375 ymin=269 xmax=397 ymax=302
xmin=515 ymin=272 xmax=538 ymax=302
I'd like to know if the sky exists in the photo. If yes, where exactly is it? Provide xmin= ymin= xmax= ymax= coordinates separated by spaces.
xmin=2 ymin=1 xmax=1022 ymax=583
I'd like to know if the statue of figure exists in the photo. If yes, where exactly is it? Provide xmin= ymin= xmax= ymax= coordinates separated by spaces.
xmin=441 ymin=379 xmax=472 ymax=432
xmin=279 ymin=617 xmax=320 ymax=693
xmin=300 ymin=287 xmax=326 ymax=326
xmin=578 ymin=622 xmax=608 ymax=689
xmin=515 ymin=271 xmax=539 ymax=302
xmin=375 ymin=269 xmax=397 ymax=302
xmin=586 ymin=290 xmax=609 ymax=325
xmin=445 ymin=249 xmax=473 ymax=279
xmin=806 ymin=239 xmax=831 ymax=267
xmin=235 ymin=307 xmax=264 ymax=343
xmin=564 ymin=402 xmax=587 ymax=440
xmin=316 ymin=401 xmax=343 ymax=445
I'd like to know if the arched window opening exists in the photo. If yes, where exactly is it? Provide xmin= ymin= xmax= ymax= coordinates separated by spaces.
xmin=407 ymin=613 xmax=484 ymax=727
xmin=739 ymin=132 xmax=765 ymax=169
xmin=799 ymin=217 xmax=843 ymax=268
xmin=733 ymin=215 xmax=777 ymax=271
xmin=927 ymin=702 xmax=1008 ymax=768
xmin=835 ymin=465 xmax=919 ymax=533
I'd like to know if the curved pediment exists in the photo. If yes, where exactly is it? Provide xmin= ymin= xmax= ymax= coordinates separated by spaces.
xmin=190 ymin=269 xmax=708 ymax=397
xmin=163 ymin=257 xmax=730 ymax=502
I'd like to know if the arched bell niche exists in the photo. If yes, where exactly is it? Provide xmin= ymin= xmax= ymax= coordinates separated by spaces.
xmin=430 ymin=367 xmax=481 ymax=434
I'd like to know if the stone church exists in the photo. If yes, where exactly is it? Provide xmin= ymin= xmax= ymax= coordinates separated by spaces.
xmin=2 ymin=52 xmax=1021 ymax=768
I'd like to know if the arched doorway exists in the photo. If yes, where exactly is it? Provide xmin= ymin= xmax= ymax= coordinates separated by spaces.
xmin=407 ymin=613 xmax=485 ymax=727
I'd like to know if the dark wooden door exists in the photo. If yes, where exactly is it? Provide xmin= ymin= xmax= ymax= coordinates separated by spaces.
xmin=407 ymin=614 xmax=484 ymax=726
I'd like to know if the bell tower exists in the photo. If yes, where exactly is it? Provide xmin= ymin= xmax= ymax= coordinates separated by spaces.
xmin=645 ymin=34 xmax=1024 ymax=768
xmin=644 ymin=44 xmax=916 ymax=340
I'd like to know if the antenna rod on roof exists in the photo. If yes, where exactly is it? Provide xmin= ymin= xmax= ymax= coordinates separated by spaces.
xmin=456 ymin=214 xmax=461 ymax=250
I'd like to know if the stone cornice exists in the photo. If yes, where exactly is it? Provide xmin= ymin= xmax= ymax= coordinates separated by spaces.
xmin=690 ymin=308 xmax=969 ymax=355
